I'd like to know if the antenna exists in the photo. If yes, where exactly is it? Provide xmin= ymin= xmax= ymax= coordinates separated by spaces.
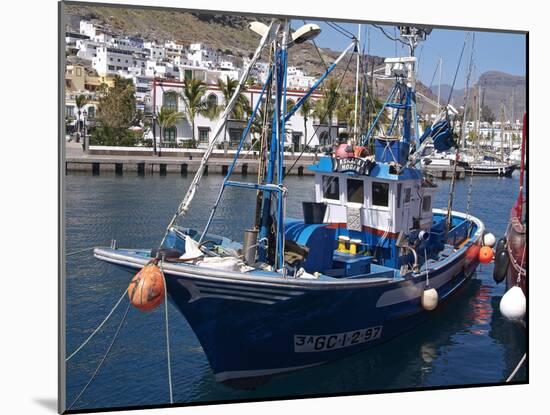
xmin=398 ymin=26 xmax=432 ymax=56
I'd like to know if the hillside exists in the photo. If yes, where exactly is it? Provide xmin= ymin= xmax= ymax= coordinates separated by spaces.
xmin=433 ymin=71 xmax=526 ymax=120
xmin=64 ymin=4 xmax=437 ymax=106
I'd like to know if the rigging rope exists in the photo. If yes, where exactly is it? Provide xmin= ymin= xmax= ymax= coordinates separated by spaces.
xmin=326 ymin=21 xmax=355 ymax=39
xmin=160 ymin=261 xmax=174 ymax=404
xmin=304 ymin=20 xmax=328 ymax=72
xmin=65 ymin=287 xmax=129 ymax=362
xmin=445 ymin=32 xmax=469 ymax=107
xmin=66 ymin=247 xmax=96 ymax=257
xmin=506 ymin=353 xmax=526 ymax=382
xmin=372 ymin=24 xmax=408 ymax=46
xmin=284 ymin=49 xmax=356 ymax=178
xmin=68 ymin=300 xmax=131 ymax=410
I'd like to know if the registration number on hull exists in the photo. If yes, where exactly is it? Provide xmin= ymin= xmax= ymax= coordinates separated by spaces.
xmin=294 ymin=326 xmax=383 ymax=353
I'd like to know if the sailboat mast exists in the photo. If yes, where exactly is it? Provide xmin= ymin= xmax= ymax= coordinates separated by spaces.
xmin=437 ymin=57 xmax=442 ymax=113
xmin=500 ymin=103 xmax=505 ymax=160
xmin=353 ymin=24 xmax=361 ymax=143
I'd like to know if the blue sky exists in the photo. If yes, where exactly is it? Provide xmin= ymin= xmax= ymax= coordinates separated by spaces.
xmin=292 ymin=21 xmax=526 ymax=89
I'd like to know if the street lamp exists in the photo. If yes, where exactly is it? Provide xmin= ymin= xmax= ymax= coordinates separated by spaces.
xmin=82 ymin=109 xmax=88 ymax=152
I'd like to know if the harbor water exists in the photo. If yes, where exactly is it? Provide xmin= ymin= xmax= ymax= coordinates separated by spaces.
xmin=65 ymin=172 xmax=527 ymax=411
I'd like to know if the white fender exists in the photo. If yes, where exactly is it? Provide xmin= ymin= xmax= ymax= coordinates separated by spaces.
xmin=500 ymin=286 xmax=526 ymax=320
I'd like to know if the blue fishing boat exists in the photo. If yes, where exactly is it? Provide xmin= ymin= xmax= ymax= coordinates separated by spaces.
xmin=95 ymin=23 xmax=486 ymax=385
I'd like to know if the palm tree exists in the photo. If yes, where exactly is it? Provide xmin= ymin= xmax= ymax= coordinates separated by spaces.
xmin=336 ymin=92 xmax=356 ymax=138
xmin=299 ymin=98 xmax=313 ymax=151
xmin=312 ymin=78 xmax=341 ymax=145
xmin=217 ymin=76 xmax=251 ymax=120
xmin=178 ymin=78 xmax=211 ymax=144
xmin=75 ymin=94 xmax=87 ymax=143
xmin=156 ymin=106 xmax=183 ymax=151
xmin=217 ymin=76 xmax=251 ymax=146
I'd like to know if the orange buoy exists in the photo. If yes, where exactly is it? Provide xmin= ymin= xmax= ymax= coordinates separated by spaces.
xmin=128 ymin=263 xmax=165 ymax=311
xmin=478 ymin=246 xmax=494 ymax=264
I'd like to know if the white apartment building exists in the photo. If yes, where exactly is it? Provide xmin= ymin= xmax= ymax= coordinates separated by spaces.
xmin=79 ymin=20 xmax=114 ymax=44
xmin=287 ymin=66 xmax=316 ymax=90
xmin=145 ymin=60 xmax=180 ymax=79
xmin=187 ymin=43 xmax=218 ymax=68
xmin=75 ymin=39 xmax=103 ymax=61
xmin=143 ymin=41 xmax=165 ymax=61
xmin=150 ymin=79 xmax=325 ymax=149
xmin=92 ymin=44 xmax=143 ymax=76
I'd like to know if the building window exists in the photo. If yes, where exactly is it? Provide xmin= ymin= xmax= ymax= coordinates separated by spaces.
xmin=163 ymin=126 xmax=177 ymax=142
xmin=65 ymin=105 xmax=74 ymax=117
xmin=319 ymin=131 xmax=330 ymax=146
xmin=422 ymin=195 xmax=432 ymax=212
xmin=372 ymin=182 xmax=389 ymax=207
xmin=163 ymin=92 xmax=178 ymax=111
xmin=322 ymin=175 xmax=340 ymax=201
xmin=292 ymin=132 xmax=302 ymax=151
xmin=108 ymin=65 xmax=115 ymax=70
xmin=229 ymin=128 xmax=243 ymax=143
xmin=87 ymin=106 xmax=95 ymax=118
xmin=286 ymin=98 xmax=295 ymax=112
xmin=207 ymin=94 xmax=218 ymax=108
xmin=198 ymin=127 xmax=210 ymax=143
xmin=76 ymin=67 xmax=82 ymax=77
xmin=347 ymin=178 xmax=364 ymax=204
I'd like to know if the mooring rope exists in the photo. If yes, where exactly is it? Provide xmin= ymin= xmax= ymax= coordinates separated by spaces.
xmin=506 ymin=353 xmax=526 ymax=382
xmin=66 ymin=247 xmax=95 ymax=257
xmin=66 ymin=287 xmax=129 ymax=362
xmin=68 ymin=300 xmax=131 ymax=410
xmin=160 ymin=260 xmax=174 ymax=404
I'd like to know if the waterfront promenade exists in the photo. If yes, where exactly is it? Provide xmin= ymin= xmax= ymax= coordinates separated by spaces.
xmin=65 ymin=142 xmax=317 ymax=176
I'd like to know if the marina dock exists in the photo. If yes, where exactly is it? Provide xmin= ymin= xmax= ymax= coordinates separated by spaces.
xmin=422 ymin=165 xmax=466 ymax=179
xmin=65 ymin=144 xmax=468 ymax=179
xmin=65 ymin=143 xmax=317 ymax=176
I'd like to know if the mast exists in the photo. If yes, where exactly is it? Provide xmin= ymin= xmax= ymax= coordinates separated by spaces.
xmin=447 ymin=32 xmax=475 ymax=232
xmin=353 ymin=24 xmax=361 ymax=143
xmin=510 ymin=89 xmax=515 ymax=156
xmin=437 ymin=56 xmax=442 ymax=113
xmin=500 ymin=103 xmax=505 ymax=160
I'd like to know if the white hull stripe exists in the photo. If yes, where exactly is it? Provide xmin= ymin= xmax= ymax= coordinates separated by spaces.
xmin=194 ymin=280 xmax=305 ymax=296
xmin=375 ymin=259 xmax=463 ymax=307
xmin=196 ymin=293 xmax=277 ymax=305
xmin=197 ymin=286 xmax=292 ymax=301
xmin=178 ymin=280 xmax=293 ymax=305
xmin=214 ymin=362 xmax=324 ymax=382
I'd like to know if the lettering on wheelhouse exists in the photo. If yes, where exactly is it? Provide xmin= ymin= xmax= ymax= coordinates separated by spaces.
xmin=294 ymin=326 xmax=383 ymax=352
xmin=332 ymin=157 xmax=374 ymax=175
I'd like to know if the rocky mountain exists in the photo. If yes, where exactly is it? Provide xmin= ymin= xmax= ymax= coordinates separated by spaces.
xmin=432 ymin=71 xmax=526 ymax=120
xmin=64 ymin=4 xmax=437 ymax=105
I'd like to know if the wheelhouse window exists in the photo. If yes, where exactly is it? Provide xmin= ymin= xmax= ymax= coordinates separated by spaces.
xmin=396 ymin=183 xmax=402 ymax=208
xmin=322 ymin=175 xmax=340 ymax=201
xmin=422 ymin=195 xmax=432 ymax=212
xmin=347 ymin=178 xmax=364 ymax=204
xmin=372 ymin=182 xmax=389 ymax=207
xmin=404 ymin=187 xmax=412 ymax=204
